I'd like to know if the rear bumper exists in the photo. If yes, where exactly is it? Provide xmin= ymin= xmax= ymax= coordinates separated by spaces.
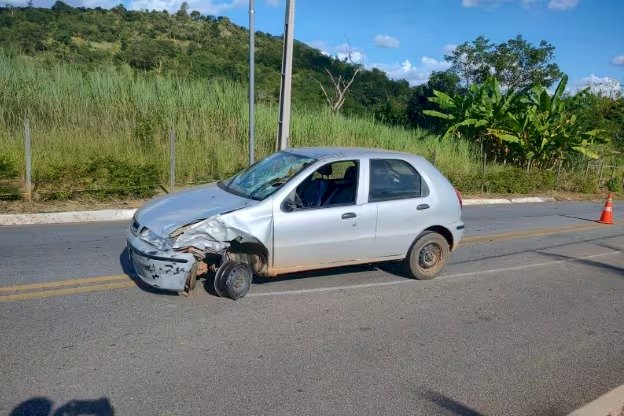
xmin=450 ymin=221 xmax=465 ymax=250
xmin=127 ymin=231 xmax=196 ymax=292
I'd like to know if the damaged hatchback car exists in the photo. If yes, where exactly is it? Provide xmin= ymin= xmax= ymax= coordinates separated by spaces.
xmin=127 ymin=147 xmax=464 ymax=299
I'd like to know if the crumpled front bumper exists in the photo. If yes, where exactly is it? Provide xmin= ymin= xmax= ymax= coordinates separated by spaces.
xmin=127 ymin=231 xmax=197 ymax=292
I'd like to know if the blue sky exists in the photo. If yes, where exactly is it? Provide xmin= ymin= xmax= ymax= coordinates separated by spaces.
xmin=20 ymin=0 xmax=624 ymax=93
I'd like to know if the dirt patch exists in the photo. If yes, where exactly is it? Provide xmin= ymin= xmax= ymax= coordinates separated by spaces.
xmin=0 ymin=198 xmax=149 ymax=214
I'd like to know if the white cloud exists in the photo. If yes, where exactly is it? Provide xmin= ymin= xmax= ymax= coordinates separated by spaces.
xmin=443 ymin=44 xmax=457 ymax=54
xmin=82 ymin=0 xmax=122 ymax=7
xmin=547 ymin=0 xmax=578 ymax=11
xmin=374 ymin=35 xmax=400 ymax=49
xmin=570 ymin=74 xmax=622 ymax=98
xmin=307 ymin=41 xmax=366 ymax=64
xmin=611 ymin=56 xmax=624 ymax=66
xmin=461 ymin=0 xmax=509 ymax=9
xmin=461 ymin=0 xmax=578 ymax=10
xmin=129 ymin=0 xmax=245 ymax=14
xmin=337 ymin=49 xmax=366 ymax=64
xmin=373 ymin=57 xmax=451 ymax=86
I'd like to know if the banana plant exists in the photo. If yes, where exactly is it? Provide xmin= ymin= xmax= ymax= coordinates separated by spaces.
xmin=489 ymin=75 xmax=609 ymax=168
xmin=425 ymin=75 xmax=609 ymax=169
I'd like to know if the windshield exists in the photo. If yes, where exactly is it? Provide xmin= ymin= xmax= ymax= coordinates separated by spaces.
xmin=219 ymin=152 xmax=317 ymax=201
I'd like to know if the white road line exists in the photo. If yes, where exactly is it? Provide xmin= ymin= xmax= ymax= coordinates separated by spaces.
xmin=248 ymin=250 xmax=622 ymax=298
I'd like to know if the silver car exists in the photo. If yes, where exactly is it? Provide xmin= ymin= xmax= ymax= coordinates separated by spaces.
xmin=127 ymin=147 xmax=464 ymax=299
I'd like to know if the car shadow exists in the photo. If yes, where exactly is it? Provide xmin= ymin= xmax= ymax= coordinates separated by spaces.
xmin=252 ymin=261 xmax=409 ymax=285
xmin=449 ymin=231 xmax=624 ymax=267
xmin=558 ymin=214 xmax=600 ymax=223
xmin=537 ymin=250 xmax=624 ymax=276
xmin=421 ymin=390 xmax=485 ymax=416
xmin=9 ymin=397 xmax=114 ymax=416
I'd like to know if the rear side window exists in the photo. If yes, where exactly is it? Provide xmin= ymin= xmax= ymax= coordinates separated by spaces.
xmin=369 ymin=159 xmax=428 ymax=202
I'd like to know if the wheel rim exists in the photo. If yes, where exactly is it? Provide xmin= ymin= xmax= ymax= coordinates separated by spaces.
xmin=226 ymin=264 xmax=252 ymax=299
xmin=232 ymin=267 xmax=245 ymax=289
xmin=418 ymin=243 xmax=442 ymax=270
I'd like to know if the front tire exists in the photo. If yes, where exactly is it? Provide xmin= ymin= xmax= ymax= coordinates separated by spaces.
xmin=405 ymin=231 xmax=449 ymax=280
xmin=214 ymin=260 xmax=253 ymax=300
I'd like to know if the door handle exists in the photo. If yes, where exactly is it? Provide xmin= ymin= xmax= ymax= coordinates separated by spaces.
xmin=342 ymin=212 xmax=357 ymax=219
xmin=417 ymin=204 xmax=430 ymax=211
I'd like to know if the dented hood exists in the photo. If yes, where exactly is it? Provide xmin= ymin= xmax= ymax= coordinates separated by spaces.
xmin=134 ymin=183 xmax=258 ymax=236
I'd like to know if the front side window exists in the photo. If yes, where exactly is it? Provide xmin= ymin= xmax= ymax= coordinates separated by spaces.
xmin=219 ymin=152 xmax=317 ymax=201
xmin=369 ymin=159 xmax=427 ymax=202
xmin=285 ymin=160 xmax=359 ymax=210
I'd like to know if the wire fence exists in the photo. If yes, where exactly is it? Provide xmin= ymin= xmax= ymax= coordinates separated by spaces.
xmin=1 ymin=118 xmax=624 ymax=201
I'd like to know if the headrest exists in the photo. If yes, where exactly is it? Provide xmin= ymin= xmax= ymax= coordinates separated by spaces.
xmin=344 ymin=165 xmax=357 ymax=180
xmin=317 ymin=164 xmax=333 ymax=176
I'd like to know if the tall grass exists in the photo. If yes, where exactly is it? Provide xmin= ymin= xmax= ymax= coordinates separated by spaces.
xmin=0 ymin=54 xmax=479 ymax=197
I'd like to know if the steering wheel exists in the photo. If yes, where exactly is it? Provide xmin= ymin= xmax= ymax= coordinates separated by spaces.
xmin=292 ymin=192 xmax=304 ymax=208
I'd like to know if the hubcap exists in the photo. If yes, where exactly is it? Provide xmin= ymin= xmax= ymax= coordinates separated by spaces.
xmin=418 ymin=243 xmax=441 ymax=270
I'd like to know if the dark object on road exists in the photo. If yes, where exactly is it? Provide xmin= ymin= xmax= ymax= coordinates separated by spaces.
xmin=9 ymin=397 xmax=114 ymax=416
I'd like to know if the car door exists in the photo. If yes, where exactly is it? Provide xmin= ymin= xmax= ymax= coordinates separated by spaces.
xmin=272 ymin=159 xmax=376 ymax=270
xmin=368 ymin=158 xmax=436 ymax=257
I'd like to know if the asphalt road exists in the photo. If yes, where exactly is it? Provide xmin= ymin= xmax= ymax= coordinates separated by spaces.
xmin=1 ymin=201 xmax=623 ymax=416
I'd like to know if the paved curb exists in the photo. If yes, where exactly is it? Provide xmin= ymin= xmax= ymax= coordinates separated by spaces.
xmin=0 ymin=197 xmax=557 ymax=226
xmin=0 ymin=209 xmax=136 ymax=226
xmin=463 ymin=196 xmax=555 ymax=206
xmin=567 ymin=384 xmax=624 ymax=416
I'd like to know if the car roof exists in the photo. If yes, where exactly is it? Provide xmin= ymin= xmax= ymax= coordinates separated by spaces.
xmin=286 ymin=147 xmax=423 ymax=160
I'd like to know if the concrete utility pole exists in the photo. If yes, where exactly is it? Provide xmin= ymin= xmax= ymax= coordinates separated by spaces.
xmin=277 ymin=0 xmax=295 ymax=150
xmin=248 ymin=0 xmax=255 ymax=165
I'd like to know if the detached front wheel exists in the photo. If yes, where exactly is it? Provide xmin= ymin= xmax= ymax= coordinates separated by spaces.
xmin=405 ymin=231 xmax=449 ymax=280
xmin=214 ymin=260 xmax=253 ymax=300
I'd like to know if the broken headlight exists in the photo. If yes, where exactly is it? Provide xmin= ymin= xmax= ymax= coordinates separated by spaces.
xmin=139 ymin=227 xmax=172 ymax=251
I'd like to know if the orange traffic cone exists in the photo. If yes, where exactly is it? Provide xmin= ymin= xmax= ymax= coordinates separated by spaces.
xmin=598 ymin=194 xmax=614 ymax=225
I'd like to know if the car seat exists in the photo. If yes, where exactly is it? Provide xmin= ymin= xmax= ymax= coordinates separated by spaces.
xmin=324 ymin=165 xmax=357 ymax=206
xmin=299 ymin=164 xmax=332 ymax=207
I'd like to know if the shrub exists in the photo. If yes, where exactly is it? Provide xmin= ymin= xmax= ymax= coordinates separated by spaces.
xmin=0 ymin=155 xmax=18 ymax=179
xmin=33 ymin=157 xmax=160 ymax=200
xmin=606 ymin=177 xmax=623 ymax=193
xmin=0 ymin=155 xmax=21 ymax=201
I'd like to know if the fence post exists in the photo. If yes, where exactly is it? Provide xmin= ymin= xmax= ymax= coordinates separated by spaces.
xmin=169 ymin=128 xmax=175 ymax=193
xmin=24 ymin=118 xmax=32 ymax=202
xmin=598 ymin=161 xmax=604 ymax=186
xmin=482 ymin=151 xmax=487 ymax=194
xmin=556 ymin=159 xmax=562 ymax=189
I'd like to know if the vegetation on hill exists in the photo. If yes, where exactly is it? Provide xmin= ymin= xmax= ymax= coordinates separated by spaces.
xmin=0 ymin=3 xmax=622 ymax=200
xmin=0 ymin=2 xmax=409 ymax=120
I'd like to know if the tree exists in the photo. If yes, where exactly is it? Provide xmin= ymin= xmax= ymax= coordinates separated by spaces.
xmin=51 ymin=1 xmax=73 ymax=12
xmin=427 ymin=70 xmax=461 ymax=93
xmin=312 ymin=47 xmax=363 ymax=115
xmin=175 ymin=2 xmax=189 ymax=18
xmin=446 ymin=35 xmax=563 ymax=90
xmin=406 ymin=70 xmax=460 ymax=131
xmin=313 ymin=66 xmax=362 ymax=114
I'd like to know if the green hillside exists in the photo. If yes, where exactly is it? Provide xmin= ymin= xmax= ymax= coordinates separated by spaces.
xmin=0 ymin=2 xmax=409 ymax=119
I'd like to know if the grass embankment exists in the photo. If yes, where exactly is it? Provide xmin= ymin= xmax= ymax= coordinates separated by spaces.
xmin=0 ymin=54 xmax=616 ymax=201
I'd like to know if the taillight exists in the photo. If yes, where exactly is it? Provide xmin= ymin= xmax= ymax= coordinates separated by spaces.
xmin=454 ymin=188 xmax=463 ymax=209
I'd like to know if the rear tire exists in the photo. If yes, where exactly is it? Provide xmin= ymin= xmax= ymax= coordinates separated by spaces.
xmin=405 ymin=231 xmax=449 ymax=280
